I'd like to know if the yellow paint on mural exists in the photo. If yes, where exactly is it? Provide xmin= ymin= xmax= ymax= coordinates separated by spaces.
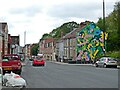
xmin=100 ymin=32 xmax=108 ymax=40
xmin=94 ymin=49 xmax=99 ymax=57
xmin=90 ymin=51 xmax=94 ymax=60
xmin=105 ymin=32 xmax=108 ymax=40
xmin=88 ymin=44 xmax=92 ymax=49
xmin=100 ymin=43 xmax=104 ymax=46
xmin=100 ymin=32 xmax=104 ymax=39
xmin=96 ymin=41 xmax=99 ymax=46
xmin=77 ymin=39 xmax=80 ymax=43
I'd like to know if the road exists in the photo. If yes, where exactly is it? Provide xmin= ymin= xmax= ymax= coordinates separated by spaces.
xmin=21 ymin=60 xmax=118 ymax=88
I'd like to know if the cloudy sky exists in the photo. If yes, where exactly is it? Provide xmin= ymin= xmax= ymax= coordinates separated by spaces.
xmin=0 ymin=0 xmax=118 ymax=46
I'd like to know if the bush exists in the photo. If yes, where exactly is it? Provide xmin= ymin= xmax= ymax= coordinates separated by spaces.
xmin=106 ymin=51 xmax=120 ymax=58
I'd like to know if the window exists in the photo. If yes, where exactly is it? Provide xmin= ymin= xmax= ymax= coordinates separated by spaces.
xmin=48 ymin=42 xmax=52 ymax=47
xmin=70 ymin=39 xmax=72 ymax=46
xmin=70 ymin=47 xmax=73 ymax=58
xmin=44 ymin=43 xmax=47 ymax=48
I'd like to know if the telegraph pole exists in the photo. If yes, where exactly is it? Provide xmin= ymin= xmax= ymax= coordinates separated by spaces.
xmin=103 ymin=0 xmax=106 ymax=54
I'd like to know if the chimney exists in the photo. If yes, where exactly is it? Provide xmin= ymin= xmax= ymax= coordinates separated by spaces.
xmin=80 ymin=22 xmax=86 ymax=28
xmin=61 ymin=31 xmax=64 ymax=38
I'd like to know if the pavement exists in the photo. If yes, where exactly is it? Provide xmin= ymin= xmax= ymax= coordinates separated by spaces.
xmin=51 ymin=61 xmax=94 ymax=66
xmin=21 ymin=62 xmax=26 ymax=66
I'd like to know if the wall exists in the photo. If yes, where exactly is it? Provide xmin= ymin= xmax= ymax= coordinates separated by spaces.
xmin=76 ymin=22 xmax=108 ymax=62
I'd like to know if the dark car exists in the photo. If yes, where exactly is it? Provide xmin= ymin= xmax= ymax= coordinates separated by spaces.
xmin=95 ymin=57 xmax=117 ymax=68
xmin=29 ymin=58 xmax=34 ymax=61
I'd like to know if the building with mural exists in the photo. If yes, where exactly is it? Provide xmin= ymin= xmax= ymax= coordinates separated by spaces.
xmin=76 ymin=22 xmax=108 ymax=63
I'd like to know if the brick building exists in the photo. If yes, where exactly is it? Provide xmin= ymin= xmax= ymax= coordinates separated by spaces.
xmin=0 ymin=23 xmax=8 ymax=60
xmin=11 ymin=35 xmax=20 ymax=54
xmin=39 ymin=38 xmax=56 ymax=61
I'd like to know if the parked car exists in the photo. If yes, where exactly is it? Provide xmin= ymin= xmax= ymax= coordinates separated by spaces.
xmin=116 ymin=58 xmax=120 ymax=66
xmin=2 ymin=72 xmax=26 ymax=88
xmin=32 ymin=54 xmax=45 ymax=66
xmin=29 ymin=58 xmax=34 ymax=61
xmin=95 ymin=57 xmax=117 ymax=68
xmin=0 ymin=67 xmax=2 ymax=85
xmin=2 ymin=54 xmax=22 ymax=75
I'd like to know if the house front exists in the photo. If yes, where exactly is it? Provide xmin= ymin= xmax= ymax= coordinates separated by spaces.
xmin=0 ymin=23 xmax=8 ymax=60
xmin=39 ymin=38 xmax=56 ymax=61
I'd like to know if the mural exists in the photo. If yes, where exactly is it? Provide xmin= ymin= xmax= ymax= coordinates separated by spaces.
xmin=76 ymin=22 xmax=108 ymax=62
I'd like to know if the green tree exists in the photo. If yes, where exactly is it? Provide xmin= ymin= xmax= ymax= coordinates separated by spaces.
xmin=41 ymin=33 xmax=52 ymax=40
xmin=96 ymin=1 xmax=120 ymax=51
xmin=114 ymin=1 xmax=120 ymax=48
xmin=31 ymin=44 xmax=39 ymax=56
xmin=50 ymin=21 xmax=79 ymax=39
xmin=96 ymin=17 xmax=104 ymax=30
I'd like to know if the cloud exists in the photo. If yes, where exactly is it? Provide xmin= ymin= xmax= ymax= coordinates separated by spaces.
xmin=9 ymin=5 xmax=42 ymax=17
xmin=46 ymin=1 xmax=116 ymax=21
xmin=0 ymin=0 xmax=118 ymax=46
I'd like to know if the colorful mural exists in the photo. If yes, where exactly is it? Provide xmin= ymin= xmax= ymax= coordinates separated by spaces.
xmin=76 ymin=22 xmax=108 ymax=62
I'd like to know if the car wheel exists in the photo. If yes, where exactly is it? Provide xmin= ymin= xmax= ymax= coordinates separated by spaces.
xmin=114 ymin=65 xmax=117 ymax=68
xmin=16 ymin=69 xmax=22 ymax=75
xmin=104 ymin=64 xmax=107 ymax=68
xmin=2 ymin=70 xmax=5 ymax=75
xmin=95 ymin=63 xmax=98 ymax=67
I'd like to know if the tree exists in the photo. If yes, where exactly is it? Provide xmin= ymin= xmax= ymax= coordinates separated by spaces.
xmin=41 ymin=33 xmax=52 ymax=40
xmin=114 ymin=1 xmax=120 ymax=47
xmin=96 ymin=1 xmax=120 ymax=51
xmin=50 ymin=21 xmax=79 ymax=39
xmin=96 ymin=17 xmax=104 ymax=30
xmin=31 ymin=44 xmax=39 ymax=56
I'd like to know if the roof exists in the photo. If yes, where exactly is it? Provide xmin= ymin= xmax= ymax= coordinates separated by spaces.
xmin=62 ymin=22 xmax=89 ymax=39
xmin=41 ymin=38 xmax=55 ymax=43
xmin=62 ymin=25 xmax=86 ymax=39
xmin=0 ymin=23 xmax=7 ymax=30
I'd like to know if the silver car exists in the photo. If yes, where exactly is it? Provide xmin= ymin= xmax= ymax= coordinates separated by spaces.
xmin=95 ymin=57 xmax=117 ymax=68
xmin=0 ymin=67 xmax=3 ymax=87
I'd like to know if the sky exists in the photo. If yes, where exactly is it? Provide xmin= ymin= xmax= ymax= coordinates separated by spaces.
xmin=0 ymin=0 xmax=118 ymax=46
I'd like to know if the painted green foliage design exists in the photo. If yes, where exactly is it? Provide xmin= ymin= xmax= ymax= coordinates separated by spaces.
xmin=76 ymin=22 xmax=108 ymax=61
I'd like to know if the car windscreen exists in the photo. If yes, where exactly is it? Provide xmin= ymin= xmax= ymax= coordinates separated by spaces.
xmin=36 ymin=57 xmax=43 ymax=60
xmin=2 ymin=55 xmax=19 ymax=61
xmin=108 ymin=58 xmax=116 ymax=61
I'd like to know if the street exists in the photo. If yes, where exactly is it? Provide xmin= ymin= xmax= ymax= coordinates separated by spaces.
xmin=21 ymin=60 xmax=118 ymax=88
